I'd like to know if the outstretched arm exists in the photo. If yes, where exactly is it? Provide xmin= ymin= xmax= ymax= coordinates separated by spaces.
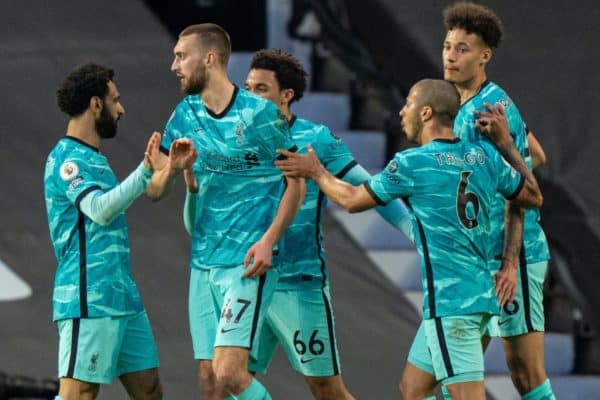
xmin=343 ymin=164 xmax=414 ymax=242
xmin=79 ymin=132 xmax=160 ymax=225
xmin=243 ymin=176 xmax=306 ymax=278
xmin=275 ymin=145 xmax=378 ymax=213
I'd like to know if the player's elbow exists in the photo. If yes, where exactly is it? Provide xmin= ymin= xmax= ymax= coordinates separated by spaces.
xmin=533 ymin=192 xmax=544 ymax=208
xmin=346 ymin=199 xmax=371 ymax=213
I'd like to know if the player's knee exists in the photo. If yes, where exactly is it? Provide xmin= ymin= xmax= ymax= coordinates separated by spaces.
xmin=506 ymin=355 xmax=546 ymax=394
xmin=308 ymin=377 xmax=349 ymax=400
xmin=79 ymin=381 xmax=100 ymax=399
xmin=399 ymin=376 xmax=432 ymax=400
xmin=198 ymin=364 xmax=217 ymax=388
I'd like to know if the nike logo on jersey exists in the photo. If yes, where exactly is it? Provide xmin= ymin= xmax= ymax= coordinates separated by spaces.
xmin=300 ymin=357 xmax=315 ymax=364
xmin=221 ymin=327 xmax=238 ymax=333
xmin=497 ymin=319 xmax=510 ymax=326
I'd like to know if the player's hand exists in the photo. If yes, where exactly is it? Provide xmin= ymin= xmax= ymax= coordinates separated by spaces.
xmin=183 ymin=168 xmax=198 ymax=193
xmin=494 ymin=258 xmax=517 ymax=308
xmin=275 ymin=145 xmax=321 ymax=179
xmin=242 ymin=239 xmax=273 ymax=278
xmin=475 ymin=102 xmax=512 ymax=145
xmin=169 ymin=139 xmax=198 ymax=172
xmin=143 ymin=131 xmax=163 ymax=171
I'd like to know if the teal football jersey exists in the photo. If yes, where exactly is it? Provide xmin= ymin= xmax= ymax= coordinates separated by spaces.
xmin=44 ymin=137 xmax=143 ymax=321
xmin=162 ymin=87 xmax=296 ymax=269
xmin=366 ymin=138 xmax=524 ymax=318
xmin=453 ymin=81 xmax=550 ymax=263
xmin=276 ymin=116 xmax=356 ymax=286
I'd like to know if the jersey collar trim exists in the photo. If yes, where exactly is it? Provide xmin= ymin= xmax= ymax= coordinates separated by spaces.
xmin=62 ymin=135 xmax=99 ymax=152
xmin=459 ymin=79 xmax=491 ymax=110
xmin=289 ymin=114 xmax=297 ymax=128
xmin=433 ymin=137 xmax=461 ymax=144
xmin=205 ymin=85 xmax=239 ymax=119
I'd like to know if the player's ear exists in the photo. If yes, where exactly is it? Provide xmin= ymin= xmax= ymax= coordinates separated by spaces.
xmin=421 ymin=105 xmax=433 ymax=122
xmin=481 ymin=48 xmax=492 ymax=65
xmin=282 ymin=88 xmax=295 ymax=105
xmin=90 ymin=96 xmax=103 ymax=115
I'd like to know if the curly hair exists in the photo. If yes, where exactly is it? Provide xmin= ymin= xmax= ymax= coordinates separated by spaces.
xmin=250 ymin=49 xmax=308 ymax=104
xmin=443 ymin=2 xmax=504 ymax=48
xmin=57 ymin=63 xmax=114 ymax=117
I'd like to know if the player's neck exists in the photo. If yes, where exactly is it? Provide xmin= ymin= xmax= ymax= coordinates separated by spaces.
xmin=455 ymin=73 xmax=487 ymax=105
xmin=420 ymin=124 xmax=455 ymax=145
xmin=65 ymin=115 xmax=101 ymax=149
xmin=280 ymin=105 xmax=292 ymax=121
xmin=201 ymin=75 xmax=235 ymax=115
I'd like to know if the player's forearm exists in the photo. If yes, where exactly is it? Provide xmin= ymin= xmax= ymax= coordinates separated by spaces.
xmin=502 ymin=201 xmax=524 ymax=266
xmin=261 ymin=177 xmax=305 ymax=245
xmin=312 ymin=164 xmax=368 ymax=213
xmin=527 ymin=131 xmax=547 ymax=168
xmin=495 ymin=140 xmax=543 ymax=207
xmin=80 ymin=163 xmax=152 ymax=225
xmin=146 ymin=164 xmax=178 ymax=201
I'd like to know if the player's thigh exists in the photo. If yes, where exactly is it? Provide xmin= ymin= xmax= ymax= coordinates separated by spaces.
xmin=501 ymin=331 xmax=545 ymax=369
xmin=212 ymin=265 xmax=279 ymax=358
xmin=491 ymin=261 xmax=548 ymax=337
xmin=399 ymin=362 xmax=437 ymax=400
xmin=266 ymin=287 xmax=341 ymax=377
xmin=57 ymin=316 xmax=126 ymax=384
xmin=189 ymin=268 xmax=220 ymax=360
xmin=423 ymin=314 xmax=491 ymax=383
xmin=116 ymin=311 xmax=159 ymax=377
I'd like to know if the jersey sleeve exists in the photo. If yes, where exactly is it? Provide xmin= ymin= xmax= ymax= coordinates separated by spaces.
xmin=364 ymin=153 xmax=414 ymax=205
xmin=487 ymin=144 xmax=525 ymax=200
xmin=316 ymin=126 xmax=356 ymax=177
xmin=161 ymin=102 xmax=188 ymax=155
xmin=55 ymin=154 xmax=105 ymax=209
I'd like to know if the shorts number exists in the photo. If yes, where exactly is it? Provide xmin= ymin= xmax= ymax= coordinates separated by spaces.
xmin=456 ymin=171 xmax=480 ymax=229
xmin=293 ymin=330 xmax=325 ymax=355
xmin=235 ymin=299 xmax=251 ymax=323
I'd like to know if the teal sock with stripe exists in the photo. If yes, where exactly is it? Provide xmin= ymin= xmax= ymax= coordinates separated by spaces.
xmin=233 ymin=377 xmax=271 ymax=400
xmin=522 ymin=379 xmax=556 ymax=400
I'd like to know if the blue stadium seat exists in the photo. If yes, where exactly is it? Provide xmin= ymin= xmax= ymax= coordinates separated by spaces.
xmin=336 ymin=130 xmax=387 ymax=170
xmin=367 ymin=250 xmax=420 ymax=290
xmin=227 ymin=52 xmax=254 ymax=87
xmin=293 ymin=93 xmax=350 ymax=132
xmin=331 ymin=208 xmax=414 ymax=250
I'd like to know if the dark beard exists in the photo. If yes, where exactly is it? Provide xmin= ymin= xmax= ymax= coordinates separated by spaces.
xmin=96 ymin=105 xmax=118 ymax=139
xmin=184 ymin=67 xmax=207 ymax=94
